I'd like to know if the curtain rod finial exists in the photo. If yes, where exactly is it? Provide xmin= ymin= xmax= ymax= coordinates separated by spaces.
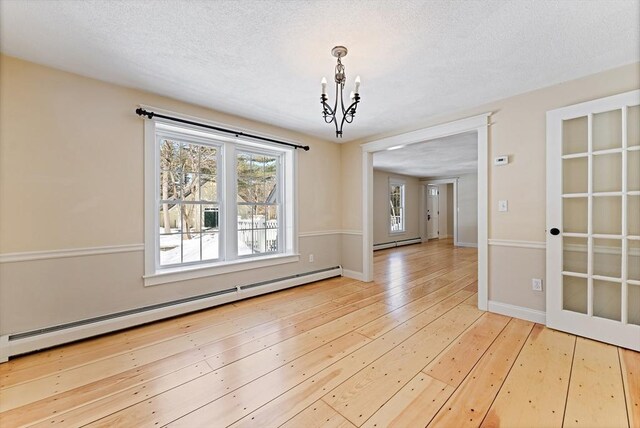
xmin=135 ymin=108 xmax=154 ymax=119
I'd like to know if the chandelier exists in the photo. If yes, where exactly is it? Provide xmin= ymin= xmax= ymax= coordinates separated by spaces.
xmin=320 ymin=46 xmax=361 ymax=138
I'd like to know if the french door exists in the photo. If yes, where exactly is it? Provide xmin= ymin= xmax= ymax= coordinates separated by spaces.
xmin=547 ymin=89 xmax=640 ymax=351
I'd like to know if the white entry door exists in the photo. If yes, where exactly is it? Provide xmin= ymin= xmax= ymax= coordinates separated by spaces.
xmin=426 ymin=185 xmax=439 ymax=239
xmin=546 ymin=89 xmax=640 ymax=351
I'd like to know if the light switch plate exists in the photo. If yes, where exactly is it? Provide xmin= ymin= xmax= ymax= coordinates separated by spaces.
xmin=498 ymin=200 xmax=508 ymax=212
xmin=494 ymin=156 xmax=509 ymax=166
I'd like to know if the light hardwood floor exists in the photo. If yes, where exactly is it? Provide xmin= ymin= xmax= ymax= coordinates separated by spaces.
xmin=0 ymin=239 xmax=638 ymax=427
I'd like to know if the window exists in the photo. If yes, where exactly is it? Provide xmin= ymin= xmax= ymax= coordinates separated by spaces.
xmin=145 ymin=118 xmax=297 ymax=285
xmin=158 ymin=137 xmax=220 ymax=266
xmin=236 ymin=151 xmax=281 ymax=256
xmin=389 ymin=180 xmax=405 ymax=233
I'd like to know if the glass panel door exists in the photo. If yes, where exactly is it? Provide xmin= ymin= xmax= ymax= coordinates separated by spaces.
xmin=548 ymin=90 xmax=640 ymax=351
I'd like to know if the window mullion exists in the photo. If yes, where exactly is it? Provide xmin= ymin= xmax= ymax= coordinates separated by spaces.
xmin=224 ymin=142 xmax=238 ymax=260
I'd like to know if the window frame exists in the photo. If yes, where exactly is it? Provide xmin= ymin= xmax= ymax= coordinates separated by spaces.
xmin=389 ymin=178 xmax=406 ymax=234
xmin=143 ymin=110 xmax=298 ymax=286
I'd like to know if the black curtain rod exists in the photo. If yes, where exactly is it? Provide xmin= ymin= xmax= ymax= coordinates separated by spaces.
xmin=135 ymin=108 xmax=310 ymax=151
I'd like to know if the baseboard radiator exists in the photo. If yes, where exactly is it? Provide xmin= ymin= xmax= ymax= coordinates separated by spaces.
xmin=373 ymin=237 xmax=422 ymax=251
xmin=0 ymin=266 xmax=342 ymax=362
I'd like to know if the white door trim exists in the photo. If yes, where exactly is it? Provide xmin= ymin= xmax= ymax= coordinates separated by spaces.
xmin=361 ymin=113 xmax=490 ymax=311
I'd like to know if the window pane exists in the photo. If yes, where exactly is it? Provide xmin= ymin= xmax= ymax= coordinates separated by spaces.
xmin=593 ymin=280 xmax=621 ymax=322
xmin=160 ymin=139 xmax=181 ymax=171
xmin=160 ymin=170 xmax=181 ymax=201
xmin=200 ymin=146 xmax=217 ymax=175
xmin=202 ymin=232 xmax=219 ymax=261
xmin=182 ymin=173 xmax=198 ymax=201
xmin=629 ymin=150 xmax=640 ymax=192
xmin=629 ymin=195 xmax=640 ymax=236
xmin=562 ymin=116 xmax=588 ymax=155
xmin=200 ymin=174 xmax=217 ymax=202
xmin=629 ymin=105 xmax=640 ymax=147
xmin=265 ymin=205 xmax=278 ymax=252
xmin=593 ymin=238 xmax=621 ymax=278
xmin=160 ymin=234 xmax=182 ymax=266
xmin=182 ymin=233 xmax=201 ymax=263
xmin=563 ymin=157 xmax=587 ymax=194
xmin=563 ymin=237 xmax=587 ymax=274
xmin=593 ymin=153 xmax=621 ymax=193
xmin=563 ymin=275 xmax=587 ymax=314
xmin=238 ymin=231 xmax=253 ymax=256
xmin=181 ymin=143 xmax=200 ymax=173
xmin=630 ymin=240 xmax=640 ymax=281
xmin=182 ymin=204 xmax=201 ymax=235
xmin=593 ymin=196 xmax=621 ymax=235
xmin=629 ymin=284 xmax=640 ymax=326
xmin=159 ymin=203 xmax=181 ymax=234
xmin=202 ymin=205 xmax=219 ymax=232
xmin=593 ymin=109 xmax=622 ymax=151
xmin=237 ymin=204 xmax=254 ymax=255
xmin=563 ymin=197 xmax=587 ymax=234
xmin=237 ymin=152 xmax=256 ymax=203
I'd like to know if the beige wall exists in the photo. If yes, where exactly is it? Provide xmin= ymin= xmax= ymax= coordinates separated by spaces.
xmin=0 ymin=55 xmax=343 ymax=334
xmin=2 ymin=54 xmax=639 ymax=333
xmin=437 ymin=184 xmax=448 ymax=238
xmin=340 ymin=62 xmax=640 ymax=310
xmin=456 ymin=173 xmax=478 ymax=245
xmin=436 ymin=183 xmax=454 ymax=239
xmin=372 ymin=169 xmax=421 ymax=245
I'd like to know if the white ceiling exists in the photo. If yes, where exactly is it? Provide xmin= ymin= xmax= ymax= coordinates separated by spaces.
xmin=373 ymin=132 xmax=478 ymax=178
xmin=1 ymin=0 xmax=638 ymax=142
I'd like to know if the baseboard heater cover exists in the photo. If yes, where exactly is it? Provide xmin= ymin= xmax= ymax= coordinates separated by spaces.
xmin=373 ymin=237 xmax=422 ymax=251
xmin=0 ymin=266 xmax=342 ymax=362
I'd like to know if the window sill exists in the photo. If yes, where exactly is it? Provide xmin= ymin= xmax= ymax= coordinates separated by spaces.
xmin=144 ymin=253 xmax=300 ymax=287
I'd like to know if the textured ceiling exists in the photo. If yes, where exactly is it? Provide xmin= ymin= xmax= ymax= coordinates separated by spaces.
xmin=1 ymin=0 xmax=638 ymax=142
xmin=373 ymin=132 xmax=478 ymax=178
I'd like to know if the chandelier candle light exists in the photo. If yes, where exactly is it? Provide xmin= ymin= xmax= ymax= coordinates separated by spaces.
xmin=320 ymin=46 xmax=361 ymax=138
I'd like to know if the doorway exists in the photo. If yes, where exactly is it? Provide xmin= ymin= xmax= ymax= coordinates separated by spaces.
xmin=361 ymin=114 xmax=490 ymax=310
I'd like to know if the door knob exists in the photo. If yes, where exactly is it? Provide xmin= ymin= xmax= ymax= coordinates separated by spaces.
xmin=550 ymin=228 xmax=560 ymax=236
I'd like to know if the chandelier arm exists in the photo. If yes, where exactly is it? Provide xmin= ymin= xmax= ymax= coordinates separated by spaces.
xmin=321 ymin=99 xmax=335 ymax=116
xmin=332 ymin=82 xmax=340 ymax=116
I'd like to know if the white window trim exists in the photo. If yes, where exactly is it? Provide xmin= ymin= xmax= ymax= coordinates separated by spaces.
xmin=389 ymin=178 xmax=406 ymax=234
xmin=143 ymin=107 xmax=299 ymax=287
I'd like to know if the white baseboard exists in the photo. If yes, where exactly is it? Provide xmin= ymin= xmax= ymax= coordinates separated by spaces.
xmin=342 ymin=269 xmax=364 ymax=281
xmin=456 ymin=242 xmax=478 ymax=248
xmin=488 ymin=300 xmax=546 ymax=324
xmin=0 ymin=267 xmax=342 ymax=363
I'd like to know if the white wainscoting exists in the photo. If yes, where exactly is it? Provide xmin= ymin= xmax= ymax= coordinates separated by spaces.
xmin=488 ymin=239 xmax=546 ymax=250
xmin=0 ymin=244 xmax=144 ymax=263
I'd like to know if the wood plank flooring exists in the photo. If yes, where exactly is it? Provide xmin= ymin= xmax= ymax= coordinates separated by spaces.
xmin=0 ymin=239 xmax=637 ymax=427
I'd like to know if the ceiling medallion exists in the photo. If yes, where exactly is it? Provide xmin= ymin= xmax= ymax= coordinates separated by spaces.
xmin=320 ymin=46 xmax=361 ymax=138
